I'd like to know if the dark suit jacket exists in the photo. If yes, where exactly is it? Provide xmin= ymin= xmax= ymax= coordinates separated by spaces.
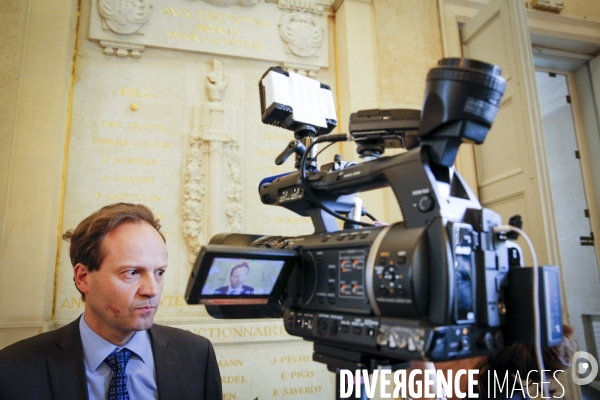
xmin=0 ymin=318 xmax=222 ymax=400
xmin=213 ymin=285 xmax=254 ymax=295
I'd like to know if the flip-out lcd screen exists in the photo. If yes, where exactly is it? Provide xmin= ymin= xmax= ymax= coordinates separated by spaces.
xmin=185 ymin=245 xmax=298 ymax=305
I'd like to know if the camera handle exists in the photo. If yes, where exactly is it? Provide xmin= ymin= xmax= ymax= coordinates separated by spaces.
xmin=275 ymin=139 xmax=318 ymax=171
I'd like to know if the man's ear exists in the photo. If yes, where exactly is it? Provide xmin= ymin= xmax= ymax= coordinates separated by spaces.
xmin=73 ymin=263 xmax=91 ymax=296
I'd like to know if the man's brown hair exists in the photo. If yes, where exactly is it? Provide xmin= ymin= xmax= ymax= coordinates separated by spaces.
xmin=63 ymin=203 xmax=164 ymax=300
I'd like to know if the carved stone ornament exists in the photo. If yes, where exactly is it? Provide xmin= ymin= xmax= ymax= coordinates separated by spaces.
xmin=182 ymin=60 xmax=243 ymax=263
xmin=182 ymin=141 xmax=207 ymax=262
xmin=100 ymin=40 xmax=145 ymax=57
xmin=223 ymin=139 xmax=243 ymax=233
xmin=278 ymin=0 xmax=323 ymax=14
xmin=279 ymin=11 xmax=324 ymax=58
xmin=198 ymin=0 xmax=265 ymax=6
xmin=206 ymin=60 xmax=229 ymax=102
xmin=98 ymin=0 xmax=152 ymax=35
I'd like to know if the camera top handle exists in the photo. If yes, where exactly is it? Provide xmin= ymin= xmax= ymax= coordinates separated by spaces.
xmin=259 ymin=144 xmax=482 ymax=233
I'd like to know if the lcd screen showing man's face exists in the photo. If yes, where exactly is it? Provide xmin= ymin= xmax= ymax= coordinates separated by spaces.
xmin=230 ymin=265 xmax=249 ymax=289
xmin=200 ymin=257 xmax=286 ymax=296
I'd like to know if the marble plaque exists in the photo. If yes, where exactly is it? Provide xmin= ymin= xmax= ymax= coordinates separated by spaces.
xmin=89 ymin=0 xmax=329 ymax=69
xmin=214 ymin=340 xmax=334 ymax=399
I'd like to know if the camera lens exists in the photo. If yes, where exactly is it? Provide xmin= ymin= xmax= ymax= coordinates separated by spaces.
xmin=420 ymin=57 xmax=506 ymax=140
xmin=418 ymin=58 xmax=506 ymax=166
xmin=427 ymin=58 xmax=505 ymax=94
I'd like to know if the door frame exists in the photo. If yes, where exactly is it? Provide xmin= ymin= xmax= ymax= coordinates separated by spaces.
xmin=438 ymin=0 xmax=600 ymax=272
xmin=438 ymin=2 xmax=600 ymax=399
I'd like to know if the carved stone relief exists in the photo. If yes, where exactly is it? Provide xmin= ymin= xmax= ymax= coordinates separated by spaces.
xmin=279 ymin=11 xmax=324 ymax=58
xmin=182 ymin=141 xmax=207 ymax=262
xmin=98 ymin=0 xmax=152 ymax=34
xmin=90 ymin=0 xmax=328 ymax=66
xmin=278 ymin=0 xmax=323 ymax=15
xmin=182 ymin=60 xmax=243 ymax=262
xmin=99 ymin=40 xmax=145 ymax=57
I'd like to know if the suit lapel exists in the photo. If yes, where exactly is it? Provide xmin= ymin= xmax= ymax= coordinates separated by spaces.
xmin=150 ymin=325 xmax=181 ymax=399
xmin=48 ymin=318 xmax=89 ymax=400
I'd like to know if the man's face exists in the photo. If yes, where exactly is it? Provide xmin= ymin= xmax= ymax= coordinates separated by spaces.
xmin=75 ymin=221 xmax=167 ymax=344
xmin=230 ymin=266 xmax=249 ymax=289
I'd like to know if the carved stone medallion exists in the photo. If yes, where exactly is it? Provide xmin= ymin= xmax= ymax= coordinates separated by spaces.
xmin=98 ymin=0 xmax=152 ymax=35
xmin=279 ymin=11 xmax=324 ymax=58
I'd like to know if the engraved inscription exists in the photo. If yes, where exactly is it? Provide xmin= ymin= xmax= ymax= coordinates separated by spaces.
xmin=117 ymin=86 xmax=157 ymax=98
xmin=273 ymin=386 xmax=323 ymax=396
xmin=221 ymin=376 xmax=247 ymax=384
xmin=101 ymin=120 xmax=164 ymax=131
xmin=162 ymin=7 xmax=271 ymax=51
xmin=60 ymin=297 xmax=84 ymax=309
xmin=189 ymin=325 xmax=286 ymax=339
xmin=218 ymin=359 xmax=243 ymax=367
xmin=94 ymin=193 xmax=162 ymax=202
xmin=281 ymin=371 xmax=316 ymax=379
xmin=102 ymin=157 xmax=158 ymax=166
xmin=103 ymin=175 xmax=155 ymax=184
xmin=92 ymin=138 xmax=172 ymax=149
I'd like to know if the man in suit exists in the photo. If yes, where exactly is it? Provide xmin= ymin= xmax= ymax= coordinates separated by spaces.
xmin=213 ymin=263 xmax=254 ymax=295
xmin=0 ymin=203 xmax=222 ymax=399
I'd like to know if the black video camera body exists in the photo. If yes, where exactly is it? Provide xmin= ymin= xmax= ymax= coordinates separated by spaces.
xmin=185 ymin=60 xmax=563 ymax=369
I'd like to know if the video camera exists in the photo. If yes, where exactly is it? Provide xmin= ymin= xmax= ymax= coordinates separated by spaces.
xmin=185 ymin=59 xmax=563 ymax=371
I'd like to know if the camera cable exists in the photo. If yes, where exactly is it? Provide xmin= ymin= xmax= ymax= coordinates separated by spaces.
xmin=493 ymin=225 xmax=548 ymax=399
xmin=299 ymin=134 xmax=375 ymax=227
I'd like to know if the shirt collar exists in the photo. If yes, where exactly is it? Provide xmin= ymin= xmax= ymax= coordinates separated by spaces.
xmin=79 ymin=313 xmax=152 ymax=372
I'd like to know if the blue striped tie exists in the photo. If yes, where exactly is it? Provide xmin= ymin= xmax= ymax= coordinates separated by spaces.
xmin=106 ymin=348 xmax=132 ymax=400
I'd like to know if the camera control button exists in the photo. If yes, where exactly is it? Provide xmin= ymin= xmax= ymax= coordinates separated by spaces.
xmin=321 ymin=235 xmax=331 ymax=243
xmin=359 ymin=233 xmax=369 ymax=239
xmin=460 ymin=336 xmax=471 ymax=351
xmin=341 ymin=325 xmax=350 ymax=334
xmin=318 ymin=319 xmax=328 ymax=331
xmin=480 ymin=332 xmax=494 ymax=349
xmin=383 ymin=267 xmax=396 ymax=281
xmin=397 ymin=256 xmax=407 ymax=265
xmin=367 ymin=328 xmax=375 ymax=337
xmin=353 ymin=327 xmax=362 ymax=335
xmin=417 ymin=194 xmax=435 ymax=212
xmin=330 ymin=322 xmax=338 ymax=336
xmin=337 ymin=236 xmax=345 ymax=241
xmin=407 ymin=337 xmax=416 ymax=352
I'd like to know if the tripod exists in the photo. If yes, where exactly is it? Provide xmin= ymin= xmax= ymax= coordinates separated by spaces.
xmin=313 ymin=343 xmax=412 ymax=400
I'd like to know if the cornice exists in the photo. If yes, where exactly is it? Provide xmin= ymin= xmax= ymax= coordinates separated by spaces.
xmin=526 ymin=8 xmax=600 ymax=30
xmin=332 ymin=0 xmax=372 ymax=12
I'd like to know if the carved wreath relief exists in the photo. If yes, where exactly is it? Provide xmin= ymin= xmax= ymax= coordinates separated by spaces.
xmin=98 ymin=0 xmax=152 ymax=35
xmin=279 ymin=11 xmax=324 ymax=58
